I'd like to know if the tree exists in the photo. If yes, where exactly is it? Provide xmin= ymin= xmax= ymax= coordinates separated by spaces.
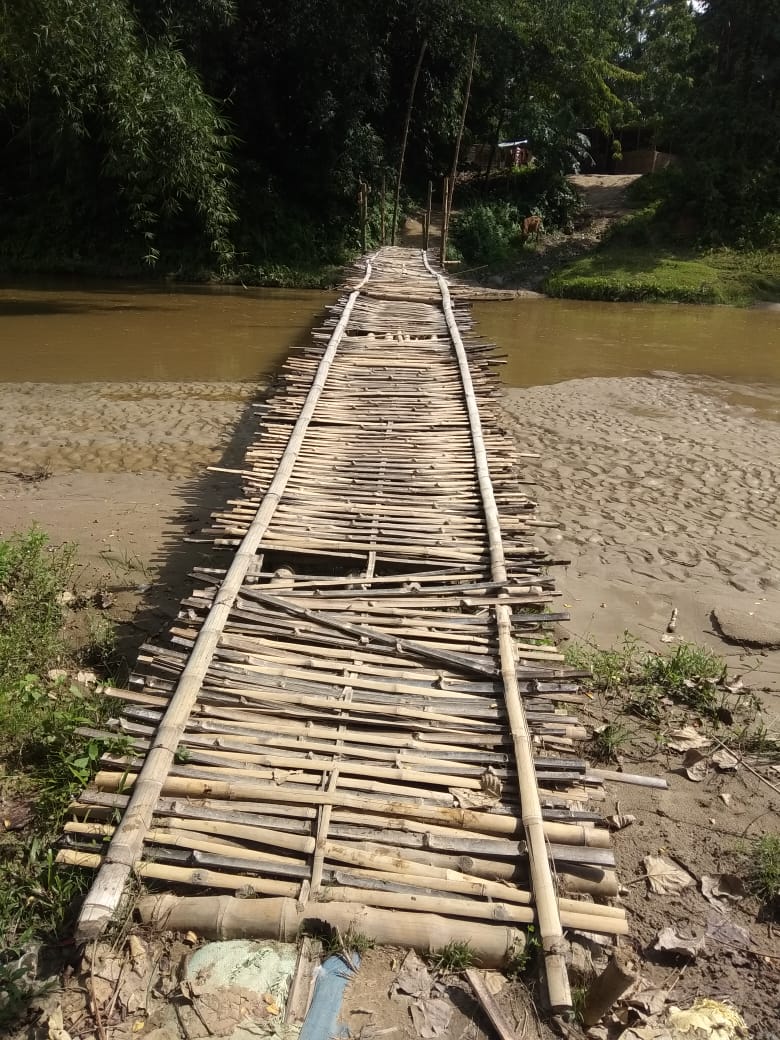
xmin=670 ymin=0 xmax=780 ymax=243
xmin=0 ymin=0 xmax=236 ymax=266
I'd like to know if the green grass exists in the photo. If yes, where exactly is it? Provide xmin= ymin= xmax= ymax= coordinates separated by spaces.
xmin=430 ymin=941 xmax=476 ymax=973
xmin=747 ymin=834 xmax=780 ymax=912
xmin=0 ymin=529 xmax=114 ymax=999
xmin=567 ymin=633 xmax=729 ymax=721
xmin=589 ymin=722 xmax=632 ymax=763
xmin=504 ymin=924 xmax=541 ymax=978
xmin=564 ymin=632 xmax=643 ymax=694
xmin=320 ymin=926 xmax=375 ymax=957
xmin=641 ymin=642 xmax=725 ymax=714
xmin=545 ymin=241 xmax=779 ymax=307
xmin=0 ymin=530 xmax=75 ymax=688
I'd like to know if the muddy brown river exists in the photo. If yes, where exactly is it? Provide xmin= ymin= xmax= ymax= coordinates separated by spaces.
xmin=1 ymin=280 xmax=777 ymax=389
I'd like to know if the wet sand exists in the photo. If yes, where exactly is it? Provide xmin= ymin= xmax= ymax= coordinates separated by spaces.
xmin=501 ymin=374 xmax=780 ymax=705
xmin=1 ymin=374 xmax=779 ymax=715
xmin=0 ymin=382 xmax=259 ymax=650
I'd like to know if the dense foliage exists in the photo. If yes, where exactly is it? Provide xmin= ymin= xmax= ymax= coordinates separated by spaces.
xmin=0 ymin=0 xmax=776 ymax=275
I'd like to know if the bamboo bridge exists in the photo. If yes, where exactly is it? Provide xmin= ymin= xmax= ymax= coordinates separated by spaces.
xmin=59 ymin=247 xmax=631 ymax=1015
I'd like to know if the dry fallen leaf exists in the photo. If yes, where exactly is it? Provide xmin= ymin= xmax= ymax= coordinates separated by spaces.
xmin=627 ymin=985 xmax=669 ymax=1018
xmin=410 ymin=997 xmax=453 ymax=1039
xmin=706 ymin=919 xmax=753 ymax=949
xmin=644 ymin=855 xmax=695 ymax=895
xmin=47 ymin=1007 xmax=72 ymax=1040
xmin=393 ymin=949 xmax=432 ymax=1000
xmin=683 ymin=749 xmax=709 ymax=782
xmin=667 ymin=726 xmax=711 ymax=752
xmin=620 ymin=1026 xmax=672 ymax=1040
xmin=711 ymin=748 xmax=739 ymax=772
xmin=654 ymin=927 xmax=706 ymax=958
xmin=701 ymin=874 xmax=747 ymax=913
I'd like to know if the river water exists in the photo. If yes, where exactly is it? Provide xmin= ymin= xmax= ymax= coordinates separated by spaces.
xmin=1 ymin=280 xmax=777 ymax=388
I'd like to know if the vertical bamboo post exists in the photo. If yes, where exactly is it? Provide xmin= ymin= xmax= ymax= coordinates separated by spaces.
xmin=448 ymin=34 xmax=477 ymax=216
xmin=75 ymin=261 xmax=376 ymax=941
xmin=421 ymin=252 xmax=573 ymax=1014
xmin=380 ymin=174 xmax=386 ymax=245
xmin=440 ymin=176 xmax=450 ymax=266
xmin=391 ymin=38 xmax=427 ymax=246
xmin=359 ymin=181 xmax=367 ymax=255
xmin=582 ymin=950 xmax=639 ymax=1026
xmin=424 ymin=179 xmax=433 ymax=251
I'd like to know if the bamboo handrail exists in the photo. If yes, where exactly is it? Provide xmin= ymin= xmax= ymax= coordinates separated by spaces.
xmin=422 ymin=249 xmax=572 ymax=1013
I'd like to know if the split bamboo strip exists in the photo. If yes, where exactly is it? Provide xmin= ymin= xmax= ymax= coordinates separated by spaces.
xmin=90 ymin=769 xmax=608 ymax=850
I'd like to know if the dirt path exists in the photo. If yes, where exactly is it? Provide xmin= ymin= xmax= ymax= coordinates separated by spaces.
xmin=569 ymin=173 xmax=642 ymax=217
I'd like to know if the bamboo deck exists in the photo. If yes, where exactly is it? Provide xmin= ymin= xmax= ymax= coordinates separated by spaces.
xmin=60 ymin=247 xmax=627 ymax=1013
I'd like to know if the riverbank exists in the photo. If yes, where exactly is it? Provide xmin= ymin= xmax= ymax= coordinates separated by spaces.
xmin=453 ymin=174 xmax=780 ymax=307
xmin=500 ymin=375 xmax=780 ymax=697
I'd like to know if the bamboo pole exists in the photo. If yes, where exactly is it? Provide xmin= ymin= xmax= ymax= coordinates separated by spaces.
xmin=380 ymin=174 xmax=386 ymax=245
xmin=89 ymin=770 xmax=603 ymax=849
xmin=137 ymin=894 xmax=525 ymax=968
xmin=237 ymin=587 xmax=499 ymax=678
xmin=448 ymin=34 xmax=477 ymax=216
xmin=63 ymin=822 xmax=625 ymax=929
xmin=440 ymin=176 xmax=450 ymax=265
xmin=582 ymin=950 xmax=639 ymax=1026
xmin=424 ymin=180 xmax=433 ymax=250
xmin=359 ymin=181 xmax=367 ymax=255
xmin=422 ymin=251 xmax=572 ymax=1013
xmin=75 ymin=258 xmax=376 ymax=941
xmin=391 ymin=39 xmax=427 ymax=246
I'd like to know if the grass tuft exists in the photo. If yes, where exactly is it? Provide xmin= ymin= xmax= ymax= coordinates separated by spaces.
xmin=0 ymin=529 xmax=75 ymax=688
xmin=430 ymin=941 xmax=476 ymax=973
xmin=589 ymin=722 xmax=632 ymax=763
xmin=320 ymin=926 xmax=375 ymax=957
xmin=747 ymin=835 xmax=780 ymax=912
xmin=567 ymin=633 xmax=729 ymax=721
xmin=641 ymin=642 xmax=725 ymax=715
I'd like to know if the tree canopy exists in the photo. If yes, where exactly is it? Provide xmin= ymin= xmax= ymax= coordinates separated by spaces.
xmin=0 ymin=0 xmax=776 ymax=273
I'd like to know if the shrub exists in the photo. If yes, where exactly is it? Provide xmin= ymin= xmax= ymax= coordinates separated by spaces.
xmin=451 ymin=202 xmax=521 ymax=265
xmin=0 ymin=529 xmax=75 ymax=689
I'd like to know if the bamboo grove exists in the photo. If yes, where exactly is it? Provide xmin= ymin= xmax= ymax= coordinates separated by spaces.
xmin=0 ymin=0 xmax=777 ymax=274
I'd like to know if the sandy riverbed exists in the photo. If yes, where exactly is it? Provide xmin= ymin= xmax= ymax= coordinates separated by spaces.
xmin=501 ymin=375 xmax=780 ymax=700
xmin=1 ymin=373 xmax=778 ymax=706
